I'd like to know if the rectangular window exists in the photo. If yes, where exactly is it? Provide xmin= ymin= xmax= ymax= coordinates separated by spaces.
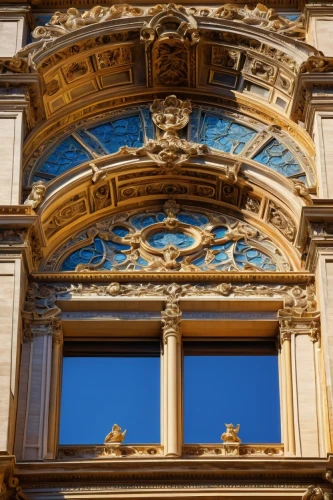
xmin=60 ymin=342 xmax=160 ymax=445
xmin=183 ymin=341 xmax=280 ymax=444
xmin=244 ymin=81 xmax=269 ymax=99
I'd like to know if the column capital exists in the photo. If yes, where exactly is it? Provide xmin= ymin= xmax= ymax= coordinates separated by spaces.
xmin=161 ymin=297 xmax=182 ymax=344
xmin=278 ymin=313 xmax=321 ymax=344
xmin=23 ymin=317 xmax=63 ymax=345
xmin=292 ymin=73 xmax=333 ymax=135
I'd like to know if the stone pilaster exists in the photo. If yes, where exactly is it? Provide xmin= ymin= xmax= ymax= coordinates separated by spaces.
xmin=279 ymin=299 xmax=323 ymax=456
xmin=17 ymin=317 xmax=63 ymax=461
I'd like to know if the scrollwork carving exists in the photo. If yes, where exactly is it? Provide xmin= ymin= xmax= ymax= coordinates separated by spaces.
xmin=212 ymin=4 xmax=305 ymax=40
xmin=32 ymin=5 xmax=143 ymax=38
xmin=134 ymin=95 xmax=209 ymax=171
xmin=300 ymin=56 xmax=333 ymax=74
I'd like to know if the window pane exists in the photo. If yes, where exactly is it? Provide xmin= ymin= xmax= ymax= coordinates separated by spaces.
xmin=184 ymin=355 xmax=280 ymax=444
xmin=60 ymin=357 xmax=160 ymax=444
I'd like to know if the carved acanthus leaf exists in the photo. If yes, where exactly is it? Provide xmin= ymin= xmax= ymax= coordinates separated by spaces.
xmin=161 ymin=297 xmax=182 ymax=341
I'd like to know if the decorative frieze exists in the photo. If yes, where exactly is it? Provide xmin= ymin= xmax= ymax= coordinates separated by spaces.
xmin=183 ymin=444 xmax=283 ymax=458
xmin=58 ymin=445 xmax=163 ymax=460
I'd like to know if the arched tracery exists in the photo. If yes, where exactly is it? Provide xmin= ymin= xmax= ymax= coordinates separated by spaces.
xmin=47 ymin=201 xmax=289 ymax=272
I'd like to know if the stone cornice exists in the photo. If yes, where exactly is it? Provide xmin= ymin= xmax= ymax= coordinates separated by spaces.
xmin=14 ymin=455 xmax=333 ymax=489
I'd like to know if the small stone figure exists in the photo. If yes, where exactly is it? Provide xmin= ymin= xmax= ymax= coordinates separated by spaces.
xmin=104 ymin=424 xmax=127 ymax=444
xmin=221 ymin=423 xmax=241 ymax=443
xmin=24 ymin=181 xmax=46 ymax=209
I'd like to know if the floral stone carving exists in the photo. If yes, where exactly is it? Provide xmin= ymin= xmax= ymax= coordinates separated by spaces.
xmin=134 ymin=95 xmax=209 ymax=171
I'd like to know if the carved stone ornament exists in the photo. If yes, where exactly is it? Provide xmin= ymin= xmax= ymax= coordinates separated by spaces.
xmin=212 ymin=3 xmax=305 ymax=40
xmin=268 ymin=202 xmax=296 ymax=242
xmin=104 ymin=424 xmax=127 ymax=445
xmin=33 ymin=5 xmax=144 ymax=38
xmin=28 ymin=3 xmax=304 ymax=42
xmin=161 ymin=297 xmax=182 ymax=343
xmin=134 ymin=96 xmax=209 ymax=171
xmin=22 ymin=283 xmax=63 ymax=320
xmin=278 ymin=283 xmax=320 ymax=344
xmin=23 ymin=318 xmax=63 ymax=345
xmin=292 ymin=179 xmax=312 ymax=203
xmin=58 ymin=444 xmax=162 ymax=459
xmin=141 ymin=3 xmax=199 ymax=48
xmin=300 ymin=56 xmax=333 ymax=74
xmin=56 ymin=283 xmax=316 ymax=312
xmin=221 ymin=423 xmax=241 ymax=456
xmin=221 ymin=424 xmax=241 ymax=444
xmin=50 ymin=203 xmax=289 ymax=273
xmin=302 ymin=486 xmax=330 ymax=500
xmin=24 ymin=181 xmax=46 ymax=209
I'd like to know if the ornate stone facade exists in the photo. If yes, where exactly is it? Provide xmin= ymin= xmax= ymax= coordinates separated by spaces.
xmin=0 ymin=0 xmax=333 ymax=499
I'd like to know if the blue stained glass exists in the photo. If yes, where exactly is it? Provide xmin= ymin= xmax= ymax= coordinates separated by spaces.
xmin=87 ymin=116 xmax=143 ymax=154
xmin=148 ymin=231 xmax=195 ymax=249
xmin=61 ymin=238 xmax=130 ymax=271
xmin=253 ymin=139 xmax=302 ymax=177
xmin=213 ymin=226 xmax=228 ymax=238
xmin=177 ymin=213 xmax=209 ymax=227
xmin=36 ymin=137 xmax=91 ymax=180
xmin=75 ymin=130 xmax=107 ymax=156
xmin=131 ymin=213 xmax=165 ymax=230
xmin=199 ymin=115 xmax=256 ymax=154
xmin=113 ymin=226 xmax=130 ymax=237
